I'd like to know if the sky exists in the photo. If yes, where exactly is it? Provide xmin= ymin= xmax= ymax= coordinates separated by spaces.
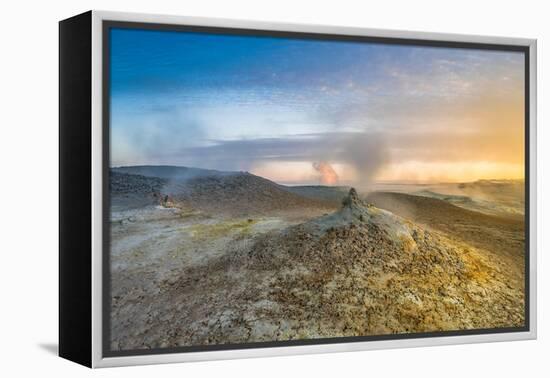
xmin=109 ymin=27 xmax=525 ymax=186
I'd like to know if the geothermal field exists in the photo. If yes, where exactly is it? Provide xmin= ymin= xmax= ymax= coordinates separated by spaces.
xmin=109 ymin=166 xmax=525 ymax=351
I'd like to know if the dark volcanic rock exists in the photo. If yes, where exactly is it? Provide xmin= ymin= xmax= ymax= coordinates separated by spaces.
xmin=110 ymin=171 xmax=167 ymax=210
xmin=110 ymin=171 xmax=166 ymax=195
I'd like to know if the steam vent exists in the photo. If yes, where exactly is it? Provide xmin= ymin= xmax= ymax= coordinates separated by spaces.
xmin=109 ymin=167 xmax=526 ymax=349
xmin=342 ymin=187 xmax=363 ymax=208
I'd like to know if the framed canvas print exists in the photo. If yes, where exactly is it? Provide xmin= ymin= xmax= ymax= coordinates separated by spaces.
xmin=59 ymin=10 xmax=537 ymax=368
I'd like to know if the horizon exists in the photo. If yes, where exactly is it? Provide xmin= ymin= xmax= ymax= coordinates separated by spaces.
xmin=110 ymin=28 xmax=525 ymax=186
xmin=111 ymin=164 xmax=525 ymax=187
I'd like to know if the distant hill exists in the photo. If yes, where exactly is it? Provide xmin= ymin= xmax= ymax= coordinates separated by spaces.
xmin=110 ymin=171 xmax=166 ymax=210
xmin=110 ymin=166 xmax=338 ymax=215
xmin=458 ymin=179 xmax=525 ymax=201
xmin=167 ymin=171 xmax=336 ymax=216
xmin=112 ymin=165 xmax=234 ymax=181
xmin=365 ymin=191 xmax=525 ymax=260
xmin=284 ymin=185 xmax=350 ymax=205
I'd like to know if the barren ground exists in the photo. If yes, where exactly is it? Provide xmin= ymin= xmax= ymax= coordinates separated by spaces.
xmin=109 ymin=172 xmax=525 ymax=351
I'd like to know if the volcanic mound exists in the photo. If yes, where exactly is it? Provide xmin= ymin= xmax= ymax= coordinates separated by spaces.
xmin=123 ymin=188 xmax=524 ymax=348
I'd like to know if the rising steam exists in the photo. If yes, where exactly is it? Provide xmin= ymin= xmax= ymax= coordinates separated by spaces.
xmin=312 ymin=161 xmax=339 ymax=185
xmin=343 ymin=134 xmax=387 ymax=189
xmin=314 ymin=133 xmax=388 ymax=189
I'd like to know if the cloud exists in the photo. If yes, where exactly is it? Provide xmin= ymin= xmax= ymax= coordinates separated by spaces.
xmin=139 ymin=131 xmax=388 ymax=187
xmin=110 ymin=32 xmax=525 ymax=183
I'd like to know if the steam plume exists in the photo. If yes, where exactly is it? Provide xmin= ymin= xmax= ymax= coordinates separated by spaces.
xmin=312 ymin=161 xmax=339 ymax=185
xmin=317 ymin=132 xmax=387 ymax=189
xmin=343 ymin=134 xmax=387 ymax=189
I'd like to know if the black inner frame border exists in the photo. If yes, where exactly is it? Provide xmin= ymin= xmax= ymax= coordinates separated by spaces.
xmin=102 ymin=20 xmax=531 ymax=358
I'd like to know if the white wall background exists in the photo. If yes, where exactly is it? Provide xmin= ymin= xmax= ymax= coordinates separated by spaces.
xmin=0 ymin=0 xmax=546 ymax=376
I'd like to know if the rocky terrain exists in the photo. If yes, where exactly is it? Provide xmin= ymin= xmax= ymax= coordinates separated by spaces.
xmin=373 ymin=179 xmax=525 ymax=219
xmin=109 ymin=169 xmax=525 ymax=351
xmin=111 ymin=167 xmax=336 ymax=217
xmin=166 ymin=173 xmax=336 ymax=216
xmin=365 ymin=191 xmax=525 ymax=263
xmin=110 ymin=172 xmax=166 ymax=211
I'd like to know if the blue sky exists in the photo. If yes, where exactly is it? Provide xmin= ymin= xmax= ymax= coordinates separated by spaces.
xmin=110 ymin=27 xmax=525 ymax=184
